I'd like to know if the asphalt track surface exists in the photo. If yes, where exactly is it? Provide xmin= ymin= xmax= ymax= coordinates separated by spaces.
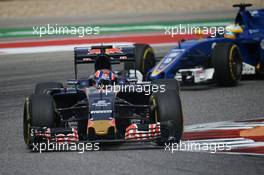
xmin=0 ymin=49 xmax=264 ymax=175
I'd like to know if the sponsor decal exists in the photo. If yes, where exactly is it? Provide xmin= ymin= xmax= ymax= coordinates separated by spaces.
xmin=242 ymin=63 xmax=255 ymax=75
xmin=90 ymin=110 xmax=112 ymax=114
xmin=92 ymin=100 xmax=111 ymax=107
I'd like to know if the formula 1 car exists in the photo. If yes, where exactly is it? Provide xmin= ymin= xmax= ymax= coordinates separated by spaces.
xmin=146 ymin=4 xmax=264 ymax=86
xmin=23 ymin=44 xmax=183 ymax=149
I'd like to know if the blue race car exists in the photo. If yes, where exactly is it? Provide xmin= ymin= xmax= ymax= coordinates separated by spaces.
xmin=146 ymin=4 xmax=264 ymax=86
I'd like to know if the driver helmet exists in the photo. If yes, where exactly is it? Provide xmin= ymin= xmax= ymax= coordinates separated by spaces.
xmin=94 ymin=69 xmax=116 ymax=88
xmin=224 ymin=24 xmax=243 ymax=39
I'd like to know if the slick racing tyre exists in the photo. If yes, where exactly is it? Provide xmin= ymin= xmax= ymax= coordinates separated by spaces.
xmin=211 ymin=42 xmax=242 ymax=86
xmin=34 ymin=82 xmax=63 ymax=94
xmin=152 ymin=79 xmax=180 ymax=94
xmin=124 ymin=44 xmax=156 ymax=79
xmin=150 ymin=89 xmax=183 ymax=145
xmin=23 ymin=94 xmax=56 ymax=147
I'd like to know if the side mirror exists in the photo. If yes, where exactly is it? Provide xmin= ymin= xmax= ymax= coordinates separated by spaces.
xmin=67 ymin=80 xmax=79 ymax=86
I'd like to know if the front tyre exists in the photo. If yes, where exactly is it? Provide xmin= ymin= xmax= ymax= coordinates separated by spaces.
xmin=211 ymin=42 xmax=242 ymax=86
xmin=34 ymin=82 xmax=63 ymax=94
xmin=150 ymin=90 xmax=183 ymax=145
xmin=23 ymin=94 xmax=56 ymax=147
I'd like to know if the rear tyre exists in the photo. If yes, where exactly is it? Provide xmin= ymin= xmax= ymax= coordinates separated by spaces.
xmin=34 ymin=82 xmax=63 ymax=94
xmin=150 ymin=90 xmax=183 ymax=145
xmin=211 ymin=42 xmax=242 ymax=86
xmin=124 ymin=44 xmax=156 ymax=79
xmin=23 ymin=94 xmax=56 ymax=147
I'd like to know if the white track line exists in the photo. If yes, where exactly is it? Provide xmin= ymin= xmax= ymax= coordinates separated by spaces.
xmin=0 ymin=42 xmax=177 ymax=55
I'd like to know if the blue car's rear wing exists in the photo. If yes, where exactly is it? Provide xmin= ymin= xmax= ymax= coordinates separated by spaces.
xmin=73 ymin=44 xmax=136 ymax=79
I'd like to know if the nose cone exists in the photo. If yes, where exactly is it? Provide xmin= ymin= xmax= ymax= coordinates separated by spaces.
xmin=88 ymin=119 xmax=116 ymax=136
xmin=150 ymin=69 xmax=161 ymax=78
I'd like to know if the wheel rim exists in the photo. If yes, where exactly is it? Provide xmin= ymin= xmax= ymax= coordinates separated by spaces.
xmin=150 ymin=96 xmax=158 ymax=123
xmin=23 ymin=99 xmax=31 ymax=145
xmin=229 ymin=45 xmax=242 ymax=80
